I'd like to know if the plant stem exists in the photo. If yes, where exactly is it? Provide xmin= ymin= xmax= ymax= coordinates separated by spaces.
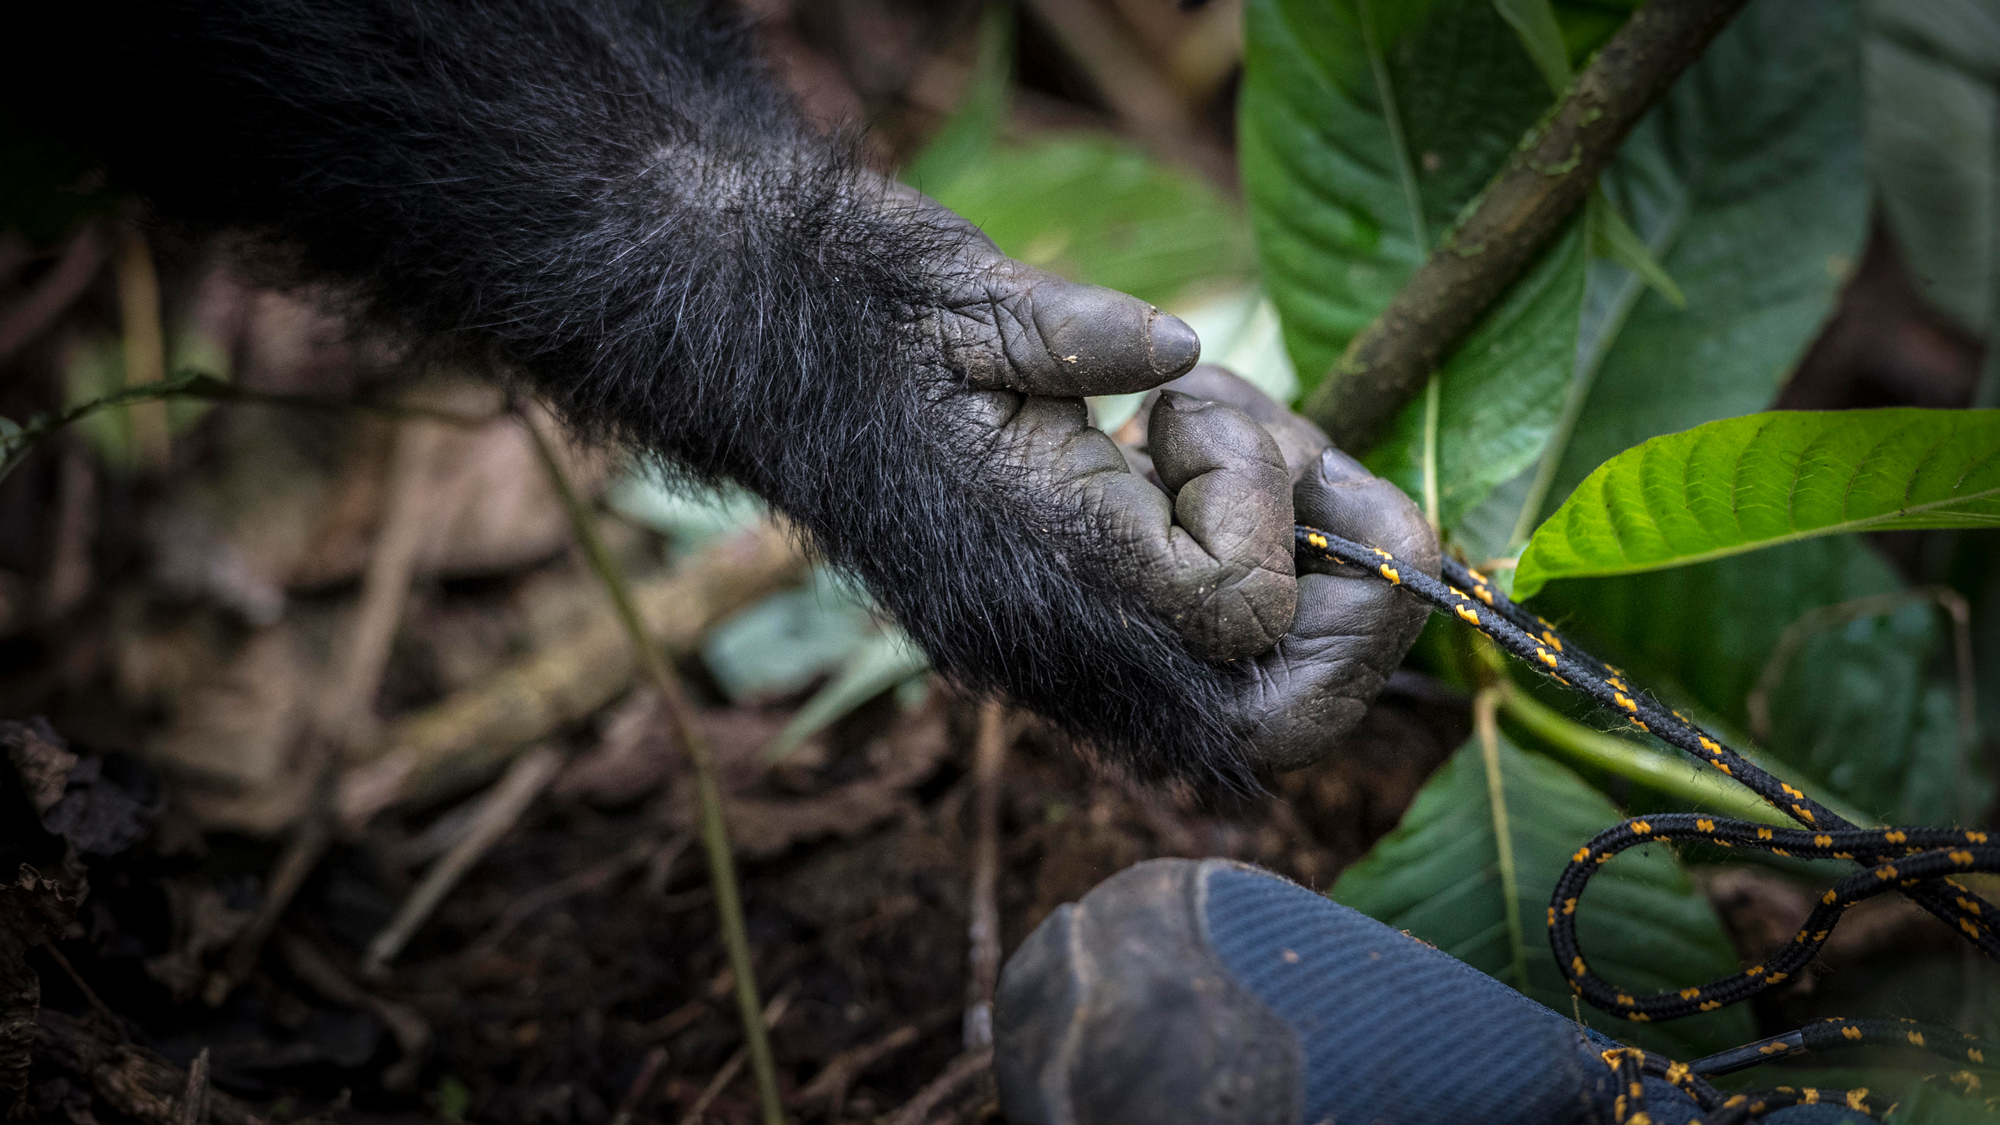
xmin=523 ymin=408 xmax=786 ymax=1125
xmin=1304 ymin=0 xmax=1750 ymax=452
xmin=1475 ymin=688 xmax=1529 ymax=990
xmin=1498 ymin=685 xmax=1785 ymax=825
xmin=1421 ymin=375 xmax=1442 ymax=532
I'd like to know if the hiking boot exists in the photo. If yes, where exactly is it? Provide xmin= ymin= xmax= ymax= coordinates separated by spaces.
xmin=994 ymin=858 xmax=1869 ymax=1125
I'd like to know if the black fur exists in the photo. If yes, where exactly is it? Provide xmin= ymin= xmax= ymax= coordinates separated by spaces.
xmin=10 ymin=0 xmax=1257 ymax=788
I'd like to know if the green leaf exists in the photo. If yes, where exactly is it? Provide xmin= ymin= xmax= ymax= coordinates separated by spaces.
xmin=1494 ymin=0 xmax=1573 ymax=94
xmin=1364 ymin=224 xmax=1587 ymax=530
xmin=1759 ymin=598 xmax=1982 ymax=826
xmin=1515 ymin=409 xmax=2000 ymax=597
xmin=1521 ymin=0 xmax=1867 ymax=529
xmin=1239 ymin=0 xmax=1556 ymax=386
xmin=1241 ymin=0 xmax=1603 ymax=524
xmin=1333 ymin=732 xmax=1755 ymax=1060
xmin=702 ymin=569 xmax=882 ymax=704
xmin=902 ymin=0 xmax=1014 ymax=197
xmin=1585 ymin=189 xmax=1684 ymax=308
xmin=764 ymin=630 xmax=931 ymax=762
xmin=1867 ymin=0 xmax=2000 ymax=337
xmin=1526 ymin=537 xmax=1975 ymax=826
xmin=929 ymin=135 xmax=1253 ymax=309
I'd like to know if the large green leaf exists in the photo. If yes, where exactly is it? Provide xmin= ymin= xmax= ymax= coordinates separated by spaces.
xmin=1529 ymin=539 xmax=1977 ymax=826
xmin=1515 ymin=409 xmax=2000 ymax=596
xmin=1238 ymin=0 xmax=1558 ymax=385
xmin=928 ymin=136 xmax=1253 ymax=310
xmin=1867 ymin=0 xmax=2000 ymax=338
xmin=1364 ymin=226 xmax=1587 ymax=529
xmin=1524 ymin=0 xmax=1867 ymax=527
xmin=1241 ymin=0 xmax=1606 ymax=524
xmin=1333 ymin=733 xmax=1755 ymax=1060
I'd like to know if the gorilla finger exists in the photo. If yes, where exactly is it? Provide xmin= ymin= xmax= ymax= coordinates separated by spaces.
xmin=1114 ymin=393 xmax=1296 ymax=661
xmin=1132 ymin=365 xmax=1330 ymax=482
xmin=1294 ymin=447 xmax=1440 ymax=575
xmin=1232 ymin=570 xmax=1432 ymax=773
xmin=940 ymin=267 xmax=1200 ymax=398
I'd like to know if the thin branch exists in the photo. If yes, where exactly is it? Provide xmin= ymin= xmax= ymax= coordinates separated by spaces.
xmin=114 ymin=225 xmax=171 ymax=470
xmin=0 ymin=226 xmax=108 ymax=365
xmin=0 ymin=371 xmax=494 ymax=486
xmin=963 ymin=701 xmax=1009 ymax=1050
xmin=882 ymin=1046 xmax=994 ymax=1125
xmin=1303 ymin=0 xmax=1751 ymax=452
xmin=1474 ymin=688 xmax=1528 ymax=991
xmin=175 ymin=1047 xmax=209 ymax=1125
xmin=361 ymin=745 xmax=565 ymax=977
xmin=208 ymin=413 xmax=450 ymax=1004
xmin=675 ymin=984 xmax=797 ymax=1125
xmin=522 ymin=406 xmax=787 ymax=1125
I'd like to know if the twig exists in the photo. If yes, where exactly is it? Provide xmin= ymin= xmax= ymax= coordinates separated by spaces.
xmin=277 ymin=932 xmax=430 ymax=1091
xmin=361 ymin=744 xmax=564 ymax=977
xmin=1303 ymin=0 xmax=1752 ymax=452
xmin=469 ymin=831 xmax=684 ymax=954
xmin=881 ymin=1047 xmax=994 ymax=1125
xmin=674 ymin=984 xmax=797 ymax=1125
xmin=38 ymin=941 xmax=125 ymax=1043
xmin=0 ymin=371 xmax=496 ymax=487
xmin=114 ymin=225 xmax=171 ymax=469
xmin=337 ymin=521 xmax=804 ymax=826
xmin=1473 ymin=688 xmax=1528 ymax=991
xmin=208 ymin=415 xmax=450 ymax=1004
xmin=0 ymin=225 xmax=108 ymax=365
xmin=523 ymin=406 xmax=788 ymax=1125
xmin=794 ymin=1011 xmax=952 ymax=1118
xmin=175 ymin=1048 xmax=209 ymax=1125
xmin=610 ymin=1045 xmax=669 ymax=1125
xmin=963 ymin=701 xmax=1009 ymax=1050
xmin=36 ymin=1011 xmax=264 ymax=1125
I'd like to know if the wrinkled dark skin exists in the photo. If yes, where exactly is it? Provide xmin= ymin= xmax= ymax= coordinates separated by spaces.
xmin=914 ymin=191 xmax=1440 ymax=773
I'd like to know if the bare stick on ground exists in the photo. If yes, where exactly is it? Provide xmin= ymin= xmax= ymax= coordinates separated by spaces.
xmin=338 ymin=520 xmax=805 ymax=826
xmin=963 ymin=701 xmax=1010 ymax=1050
xmin=882 ymin=1046 xmax=996 ymax=1125
xmin=674 ymin=984 xmax=797 ymax=1125
xmin=609 ymin=1045 xmax=669 ymax=1125
xmin=795 ymin=1010 xmax=954 ymax=1119
xmin=0 ymin=226 xmax=108 ymax=365
xmin=1303 ymin=0 xmax=1751 ymax=452
xmin=208 ymin=416 xmax=453 ymax=1005
xmin=361 ymin=744 xmax=565 ymax=977
xmin=524 ymin=406 xmax=789 ymax=1125
xmin=37 ymin=1012 xmax=264 ymax=1125
xmin=113 ymin=225 xmax=171 ymax=469
xmin=175 ymin=1048 xmax=209 ymax=1125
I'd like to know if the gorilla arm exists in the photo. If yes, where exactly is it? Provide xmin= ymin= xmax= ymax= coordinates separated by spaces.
xmin=7 ymin=0 xmax=1436 ymax=788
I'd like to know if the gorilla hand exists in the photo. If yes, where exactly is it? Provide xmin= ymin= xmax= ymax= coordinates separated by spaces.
xmin=898 ymin=188 xmax=1440 ymax=783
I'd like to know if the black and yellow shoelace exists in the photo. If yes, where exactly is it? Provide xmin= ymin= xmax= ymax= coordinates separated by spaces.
xmin=1297 ymin=525 xmax=1999 ymax=1124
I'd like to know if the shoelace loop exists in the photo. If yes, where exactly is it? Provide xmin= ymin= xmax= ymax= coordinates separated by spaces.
xmin=1297 ymin=525 xmax=1999 ymax=1123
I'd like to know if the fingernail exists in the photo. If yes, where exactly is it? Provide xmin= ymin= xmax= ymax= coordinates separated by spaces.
xmin=1147 ymin=311 xmax=1200 ymax=376
xmin=1315 ymin=446 xmax=1369 ymax=483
